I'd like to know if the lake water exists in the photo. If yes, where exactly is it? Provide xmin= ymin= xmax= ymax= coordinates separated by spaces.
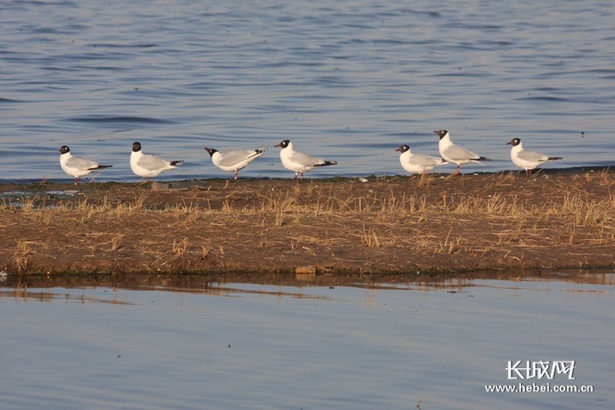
xmin=0 ymin=0 xmax=613 ymax=182
xmin=0 ymin=273 xmax=613 ymax=409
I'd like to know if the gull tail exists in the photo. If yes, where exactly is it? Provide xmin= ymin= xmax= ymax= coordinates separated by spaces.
xmin=88 ymin=165 xmax=112 ymax=171
xmin=315 ymin=160 xmax=337 ymax=167
xmin=548 ymin=156 xmax=563 ymax=161
xmin=255 ymin=147 xmax=268 ymax=154
xmin=170 ymin=160 xmax=184 ymax=166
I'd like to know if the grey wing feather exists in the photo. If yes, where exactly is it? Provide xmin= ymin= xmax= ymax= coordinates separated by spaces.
xmin=412 ymin=154 xmax=442 ymax=166
xmin=218 ymin=150 xmax=263 ymax=167
xmin=444 ymin=144 xmax=480 ymax=161
xmin=139 ymin=154 xmax=171 ymax=170
xmin=518 ymin=149 xmax=548 ymax=162
xmin=290 ymin=151 xmax=323 ymax=166
xmin=67 ymin=156 xmax=98 ymax=170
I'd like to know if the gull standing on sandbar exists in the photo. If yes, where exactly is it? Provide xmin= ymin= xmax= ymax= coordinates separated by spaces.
xmin=275 ymin=140 xmax=337 ymax=179
xmin=130 ymin=141 xmax=183 ymax=180
xmin=395 ymin=145 xmax=447 ymax=174
xmin=59 ymin=145 xmax=112 ymax=183
xmin=507 ymin=138 xmax=563 ymax=175
xmin=434 ymin=129 xmax=490 ymax=175
xmin=204 ymin=146 xmax=267 ymax=179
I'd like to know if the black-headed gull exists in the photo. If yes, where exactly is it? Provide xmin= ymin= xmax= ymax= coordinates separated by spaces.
xmin=434 ymin=130 xmax=490 ymax=175
xmin=204 ymin=146 xmax=267 ymax=179
xmin=130 ymin=141 xmax=183 ymax=180
xmin=275 ymin=139 xmax=337 ymax=179
xmin=395 ymin=145 xmax=447 ymax=174
xmin=507 ymin=138 xmax=563 ymax=175
xmin=59 ymin=145 xmax=112 ymax=183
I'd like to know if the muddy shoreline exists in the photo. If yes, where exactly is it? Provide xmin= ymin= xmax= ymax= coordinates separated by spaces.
xmin=1 ymin=168 xmax=614 ymax=281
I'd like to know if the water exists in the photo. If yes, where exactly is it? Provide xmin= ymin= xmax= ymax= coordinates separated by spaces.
xmin=0 ymin=0 xmax=613 ymax=182
xmin=0 ymin=274 xmax=613 ymax=409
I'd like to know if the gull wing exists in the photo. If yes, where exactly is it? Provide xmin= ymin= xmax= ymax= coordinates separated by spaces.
xmin=218 ymin=149 xmax=265 ymax=167
xmin=443 ymin=144 xmax=480 ymax=161
xmin=410 ymin=154 xmax=443 ymax=167
xmin=138 ymin=154 xmax=172 ymax=171
xmin=518 ymin=149 xmax=548 ymax=162
xmin=289 ymin=150 xmax=324 ymax=167
xmin=66 ymin=156 xmax=99 ymax=170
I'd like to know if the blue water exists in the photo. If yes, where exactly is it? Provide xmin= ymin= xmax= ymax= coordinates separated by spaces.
xmin=1 ymin=275 xmax=613 ymax=409
xmin=1 ymin=0 xmax=613 ymax=182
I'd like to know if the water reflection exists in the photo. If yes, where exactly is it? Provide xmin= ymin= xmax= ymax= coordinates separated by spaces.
xmin=0 ymin=289 xmax=135 ymax=305
xmin=1 ymin=271 xmax=613 ymax=410
xmin=3 ymin=269 xmax=614 ymax=298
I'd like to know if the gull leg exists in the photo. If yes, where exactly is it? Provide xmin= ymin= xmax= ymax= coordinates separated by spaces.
xmin=89 ymin=170 xmax=104 ymax=183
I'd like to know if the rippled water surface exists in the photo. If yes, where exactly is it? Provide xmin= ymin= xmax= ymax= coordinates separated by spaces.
xmin=0 ymin=0 xmax=613 ymax=182
xmin=0 ymin=274 xmax=613 ymax=409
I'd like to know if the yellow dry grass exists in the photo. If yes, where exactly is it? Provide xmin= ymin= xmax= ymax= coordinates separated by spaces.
xmin=1 ymin=171 xmax=614 ymax=275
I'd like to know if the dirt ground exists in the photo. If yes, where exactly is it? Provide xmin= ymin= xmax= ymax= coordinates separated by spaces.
xmin=1 ymin=168 xmax=614 ymax=282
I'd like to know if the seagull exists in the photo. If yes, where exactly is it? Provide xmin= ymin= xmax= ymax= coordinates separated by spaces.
xmin=434 ymin=130 xmax=490 ymax=175
xmin=275 ymin=140 xmax=337 ymax=179
xmin=395 ymin=145 xmax=447 ymax=174
xmin=130 ymin=141 xmax=183 ymax=180
xmin=204 ymin=146 xmax=267 ymax=179
xmin=59 ymin=145 xmax=112 ymax=183
xmin=507 ymin=138 xmax=563 ymax=175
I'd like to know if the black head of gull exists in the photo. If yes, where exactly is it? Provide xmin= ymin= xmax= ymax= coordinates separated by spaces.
xmin=395 ymin=145 xmax=410 ymax=153
xmin=275 ymin=140 xmax=291 ymax=149
xmin=507 ymin=138 xmax=521 ymax=146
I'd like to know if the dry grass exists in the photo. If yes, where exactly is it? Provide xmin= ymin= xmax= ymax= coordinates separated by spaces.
xmin=360 ymin=224 xmax=382 ymax=248
xmin=1 ymin=172 xmax=614 ymax=274
xmin=13 ymin=240 xmax=33 ymax=273
xmin=110 ymin=234 xmax=125 ymax=251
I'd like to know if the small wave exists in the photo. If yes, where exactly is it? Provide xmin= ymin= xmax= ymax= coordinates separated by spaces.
xmin=66 ymin=116 xmax=174 ymax=124
xmin=515 ymin=96 xmax=569 ymax=102
xmin=88 ymin=43 xmax=159 ymax=49
xmin=0 ymin=97 xmax=23 ymax=103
